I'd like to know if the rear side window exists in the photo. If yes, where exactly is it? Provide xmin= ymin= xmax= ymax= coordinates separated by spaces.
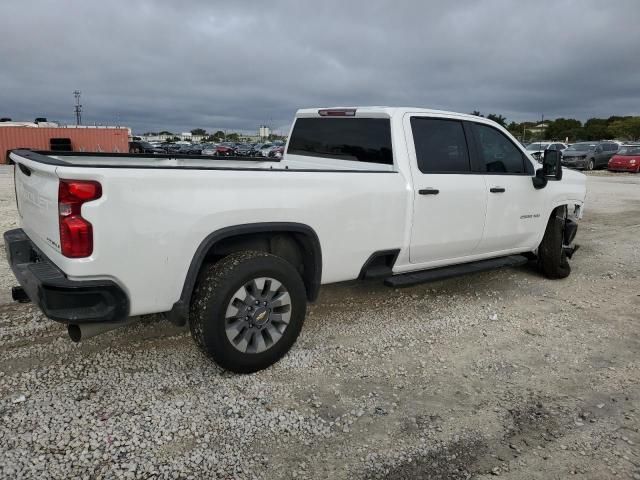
xmin=473 ymin=123 xmax=526 ymax=174
xmin=287 ymin=118 xmax=392 ymax=165
xmin=410 ymin=117 xmax=470 ymax=173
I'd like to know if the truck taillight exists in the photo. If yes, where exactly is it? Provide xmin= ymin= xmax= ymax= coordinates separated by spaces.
xmin=58 ymin=180 xmax=102 ymax=258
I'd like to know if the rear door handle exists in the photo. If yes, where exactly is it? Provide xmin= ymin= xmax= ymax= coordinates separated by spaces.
xmin=490 ymin=187 xmax=505 ymax=193
xmin=419 ymin=188 xmax=439 ymax=195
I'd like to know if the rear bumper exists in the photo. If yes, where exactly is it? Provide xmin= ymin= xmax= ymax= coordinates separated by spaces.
xmin=3 ymin=228 xmax=129 ymax=323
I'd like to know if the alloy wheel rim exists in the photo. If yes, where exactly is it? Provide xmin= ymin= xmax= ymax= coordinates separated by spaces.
xmin=224 ymin=277 xmax=291 ymax=354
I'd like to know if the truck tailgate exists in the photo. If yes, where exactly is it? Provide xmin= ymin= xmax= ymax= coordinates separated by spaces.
xmin=12 ymin=154 xmax=61 ymax=254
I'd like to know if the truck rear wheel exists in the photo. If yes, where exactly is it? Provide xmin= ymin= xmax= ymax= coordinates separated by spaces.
xmin=189 ymin=251 xmax=306 ymax=373
xmin=538 ymin=208 xmax=571 ymax=279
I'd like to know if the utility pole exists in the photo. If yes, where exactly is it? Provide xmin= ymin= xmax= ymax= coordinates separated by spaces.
xmin=73 ymin=90 xmax=82 ymax=125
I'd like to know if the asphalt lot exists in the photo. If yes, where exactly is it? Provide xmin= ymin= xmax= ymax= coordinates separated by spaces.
xmin=0 ymin=165 xmax=639 ymax=479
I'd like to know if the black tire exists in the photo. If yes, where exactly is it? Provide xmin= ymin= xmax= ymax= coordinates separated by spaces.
xmin=189 ymin=250 xmax=307 ymax=373
xmin=587 ymin=159 xmax=594 ymax=171
xmin=538 ymin=208 xmax=571 ymax=279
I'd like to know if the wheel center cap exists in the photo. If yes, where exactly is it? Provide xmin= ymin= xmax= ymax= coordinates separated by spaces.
xmin=252 ymin=307 xmax=270 ymax=326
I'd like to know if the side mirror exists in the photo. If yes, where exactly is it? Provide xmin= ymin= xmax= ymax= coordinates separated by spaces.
xmin=542 ymin=149 xmax=562 ymax=180
xmin=532 ymin=150 xmax=562 ymax=189
xmin=595 ymin=146 xmax=603 ymax=153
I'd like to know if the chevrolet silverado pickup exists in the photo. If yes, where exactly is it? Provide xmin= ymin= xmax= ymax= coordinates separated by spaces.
xmin=4 ymin=107 xmax=586 ymax=373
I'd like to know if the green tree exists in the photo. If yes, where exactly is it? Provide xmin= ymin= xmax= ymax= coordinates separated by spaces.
xmin=545 ymin=118 xmax=582 ymax=142
xmin=212 ymin=130 xmax=225 ymax=141
xmin=190 ymin=128 xmax=206 ymax=136
xmin=226 ymin=132 xmax=240 ymax=142
xmin=486 ymin=113 xmax=507 ymax=127
xmin=158 ymin=130 xmax=174 ymax=136
xmin=583 ymin=118 xmax=611 ymax=140
xmin=471 ymin=110 xmax=484 ymax=117
xmin=607 ymin=117 xmax=640 ymax=140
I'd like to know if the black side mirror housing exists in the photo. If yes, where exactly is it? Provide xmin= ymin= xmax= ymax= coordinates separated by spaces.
xmin=543 ymin=149 xmax=563 ymax=180
xmin=532 ymin=150 xmax=562 ymax=189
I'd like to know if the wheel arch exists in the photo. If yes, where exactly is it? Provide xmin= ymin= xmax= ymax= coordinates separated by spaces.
xmin=166 ymin=222 xmax=322 ymax=326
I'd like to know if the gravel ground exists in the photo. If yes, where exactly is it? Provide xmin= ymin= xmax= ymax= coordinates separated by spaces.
xmin=0 ymin=165 xmax=639 ymax=479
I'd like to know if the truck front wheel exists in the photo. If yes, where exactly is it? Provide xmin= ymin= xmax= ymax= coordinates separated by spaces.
xmin=189 ymin=251 xmax=307 ymax=373
xmin=538 ymin=208 xmax=571 ymax=279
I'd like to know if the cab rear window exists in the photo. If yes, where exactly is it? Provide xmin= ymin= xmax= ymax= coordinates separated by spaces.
xmin=287 ymin=118 xmax=393 ymax=165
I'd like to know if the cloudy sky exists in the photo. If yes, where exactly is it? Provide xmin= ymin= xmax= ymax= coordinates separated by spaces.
xmin=1 ymin=0 xmax=639 ymax=134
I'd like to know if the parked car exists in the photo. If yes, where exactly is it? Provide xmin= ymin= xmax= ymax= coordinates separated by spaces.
xmin=562 ymin=141 xmax=618 ymax=170
xmin=5 ymin=107 xmax=586 ymax=373
xmin=258 ymin=144 xmax=275 ymax=157
xmin=268 ymin=146 xmax=285 ymax=158
xmin=183 ymin=144 xmax=204 ymax=155
xmin=235 ymin=144 xmax=254 ymax=156
xmin=199 ymin=143 xmax=217 ymax=155
xmin=608 ymin=144 xmax=640 ymax=172
xmin=561 ymin=142 xmax=596 ymax=170
xmin=128 ymin=141 xmax=164 ymax=154
xmin=525 ymin=142 xmax=567 ymax=161
xmin=592 ymin=141 xmax=620 ymax=169
xmin=215 ymin=144 xmax=236 ymax=156
xmin=251 ymin=143 xmax=267 ymax=155
xmin=160 ymin=143 xmax=180 ymax=153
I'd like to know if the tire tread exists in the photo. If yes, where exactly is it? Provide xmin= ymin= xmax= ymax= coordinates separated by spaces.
xmin=189 ymin=250 xmax=306 ymax=373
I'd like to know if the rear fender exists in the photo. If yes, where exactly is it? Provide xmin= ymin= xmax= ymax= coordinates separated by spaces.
xmin=166 ymin=222 xmax=322 ymax=326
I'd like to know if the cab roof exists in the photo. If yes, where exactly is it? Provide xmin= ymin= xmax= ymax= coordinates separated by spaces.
xmin=295 ymin=106 xmax=486 ymax=122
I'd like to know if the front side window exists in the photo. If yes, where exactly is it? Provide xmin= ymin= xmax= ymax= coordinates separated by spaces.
xmin=287 ymin=118 xmax=393 ymax=165
xmin=473 ymin=124 xmax=526 ymax=174
xmin=410 ymin=117 xmax=470 ymax=173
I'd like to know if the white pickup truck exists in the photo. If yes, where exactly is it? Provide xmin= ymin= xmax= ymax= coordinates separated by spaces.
xmin=4 ymin=107 xmax=586 ymax=372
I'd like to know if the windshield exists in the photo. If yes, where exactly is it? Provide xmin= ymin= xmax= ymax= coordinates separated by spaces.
xmin=526 ymin=143 xmax=549 ymax=150
xmin=566 ymin=143 xmax=595 ymax=152
xmin=617 ymin=146 xmax=640 ymax=155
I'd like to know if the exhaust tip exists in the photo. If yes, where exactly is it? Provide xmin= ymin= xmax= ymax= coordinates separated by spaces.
xmin=68 ymin=324 xmax=82 ymax=343
xmin=11 ymin=286 xmax=30 ymax=303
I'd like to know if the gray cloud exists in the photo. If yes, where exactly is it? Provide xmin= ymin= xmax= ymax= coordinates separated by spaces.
xmin=1 ymin=0 xmax=639 ymax=134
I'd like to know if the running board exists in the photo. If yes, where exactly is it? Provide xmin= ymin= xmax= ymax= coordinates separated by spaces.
xmin=384 ymin=255 xmax=529 ymax=288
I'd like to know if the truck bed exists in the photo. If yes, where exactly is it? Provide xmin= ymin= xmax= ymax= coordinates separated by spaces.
xmin=9 ymin=149 xmax=281 ymax=170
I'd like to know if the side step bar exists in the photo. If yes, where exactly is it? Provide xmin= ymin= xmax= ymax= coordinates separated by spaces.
xmin=384 ymin=254 xmax=529 ymax=288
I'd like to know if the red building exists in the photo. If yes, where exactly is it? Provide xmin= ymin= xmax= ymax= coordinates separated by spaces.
xmin=1 ymin=124 xmax=130 ymax=163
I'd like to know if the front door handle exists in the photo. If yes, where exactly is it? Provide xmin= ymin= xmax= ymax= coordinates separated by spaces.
xmin=490 ymin=187 xmax=506 ymax=193
xmin=419 ymin=188 xmax=439 ymax=195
